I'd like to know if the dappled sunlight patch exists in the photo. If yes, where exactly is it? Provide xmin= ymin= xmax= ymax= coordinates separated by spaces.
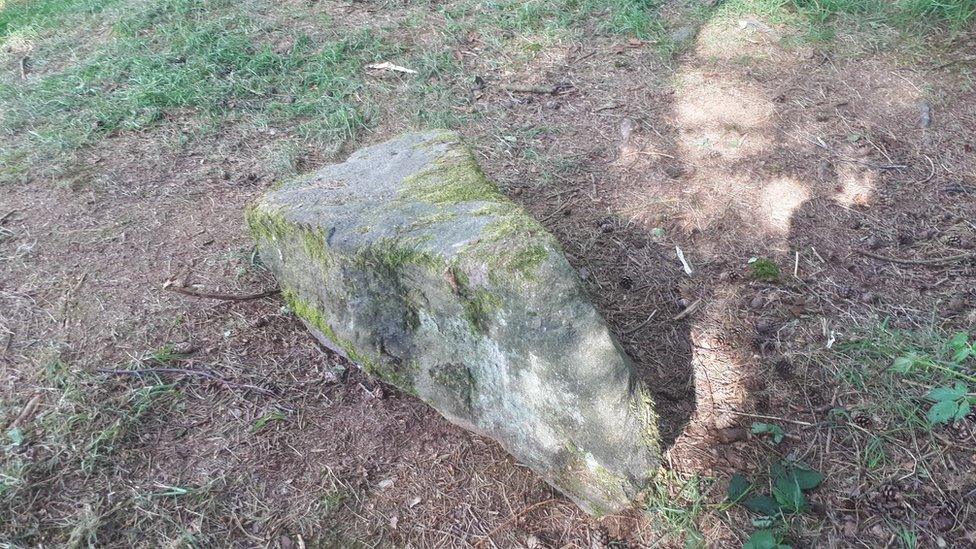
xmin=832 ymin=163 xmax=877 ymax=207
xmin=758 ymin=176 xmax=810 ymax=235
xmin=675 ymin=71 xmax=774 ymax=162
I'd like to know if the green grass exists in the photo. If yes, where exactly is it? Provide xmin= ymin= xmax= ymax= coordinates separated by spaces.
xmin=470 ymin=0 xmax=668 ymax=40
xmin=719 ymin=0 xmax=976 ymax=43
xmin=0 ymin=351 xmax=363 ymax=546
xmin=811 ymin=322 xmax=974 ymax=484
xmin=0 ymin=0 xmax=403 ymax=182
xmin=0 ymin=0 xmax=120 ymax=40
xmin=0 ymin=0 xmax=684 ymax=185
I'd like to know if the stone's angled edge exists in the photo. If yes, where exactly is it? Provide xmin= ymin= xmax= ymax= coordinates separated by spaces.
xmin=246 ymin=130 xmax=661 ymax=515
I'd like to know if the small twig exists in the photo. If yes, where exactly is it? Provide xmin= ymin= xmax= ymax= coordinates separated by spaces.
xmin=19 ymin=56 xmax=28 ymax=80
xmin=714 ymin=408 xmax=815 ymax=427
xmin=97 ymin=367 xmax=274 ymax=395
xmin=500 ymin=83 xmax=557 ymax=94
xmin=0 ymin=210 xmax=16 ymax=224
xmin=672 ymin=298 xmax=701 ymax=321
xmin=621 ymin=310 xmax=658 ymax=335
xmin=163 ymin=283 xmax=279 ymax=301
xmin=7 ymin=393 xmax=43 ymax=431
xmin=475 ymin=498 xmax=559 ymax=547
xmin=857 ymin=249 xmax=976 ymax=266
xmin=916 ymin=154 xmax=936 ymax=184
xmin=802 ymin=135 xmax=906 ymax=170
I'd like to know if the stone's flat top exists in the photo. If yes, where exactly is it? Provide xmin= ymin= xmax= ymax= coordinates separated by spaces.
xmin=248 ymin=130 xmax=660 ymax=515
xmin=279 ymin=131 xmax=453 ymax=195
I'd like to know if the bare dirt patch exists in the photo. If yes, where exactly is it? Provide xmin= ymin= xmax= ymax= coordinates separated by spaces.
xmin=2 ymin=1 xmax=975 ymax=547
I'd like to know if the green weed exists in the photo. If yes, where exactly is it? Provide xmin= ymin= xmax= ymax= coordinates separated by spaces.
xmin=750 ymin=258 xmax=780 ymax=282
xmin=1 ymin=0 xmax=396 ymax=182
xmin=644 ymin=471 xmax=709 ymax=546
xmin=718 ymin=0 xmax=975 ymax=45
xmin=0 ymin=0 xmax=120 ymax=40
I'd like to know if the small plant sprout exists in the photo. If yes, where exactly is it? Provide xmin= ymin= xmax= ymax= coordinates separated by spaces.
xmin=727 ymin=461 xmax=824 ymax=546
xmin=749 ymin=258 xmax=780 ymax=282
xmin=924 ymin=382 xmax=972 ymax=426
xmin=751 ymin=422 xmax=786 ymax=444
xmin=743 ymin=529 xmax=792 ymax=549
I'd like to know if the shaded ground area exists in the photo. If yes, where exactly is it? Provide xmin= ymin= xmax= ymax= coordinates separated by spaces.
xmin=1 ymin=0 xmax=975 ymax=546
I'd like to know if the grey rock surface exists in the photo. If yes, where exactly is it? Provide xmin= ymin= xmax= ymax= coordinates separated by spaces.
xmin=247 ymin=131 xmax=660 ymax=514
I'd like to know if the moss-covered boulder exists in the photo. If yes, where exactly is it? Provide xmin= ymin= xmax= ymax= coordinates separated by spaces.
xmin=247 ymin=131 xmax=660 ymax=514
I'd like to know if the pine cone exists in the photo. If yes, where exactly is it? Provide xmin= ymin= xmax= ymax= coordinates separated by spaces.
xmin=948 ymin=420 xmax=973 ymax=440
xmin=590 ymin=526 xmax=611 ymax=549
xmin=852 ymin=413 xmax=873 ymax=429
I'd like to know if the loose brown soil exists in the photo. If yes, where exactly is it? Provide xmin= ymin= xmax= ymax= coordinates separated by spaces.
xmin=2 ymin=4 xmax=974 ymax=547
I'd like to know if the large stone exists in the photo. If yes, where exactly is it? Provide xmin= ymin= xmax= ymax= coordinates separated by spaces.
xmin=246 ymin=131 xmax=660 ymax=514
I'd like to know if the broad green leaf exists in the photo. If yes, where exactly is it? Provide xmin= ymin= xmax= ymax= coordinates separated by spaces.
xmin=891 ymin=356 xmax=915 ymax=372
xmin=954 ymin=401 xmax=971 ymax=421
xmin=728 ymin=473 xmax=752 ymax=502
xmin=772 ymin=476 xmax=807 ymax=513
xmin=751 ymin=422 xmax=785 ymax=444
xmin=744 ymin=494 xmax=781 ymax=516
xmin=948 ymin=331 xmax=970 ymax=352
xmin=770 ymin=461 xmax=788 ymax=483
xmin=927 ymin=384 xmax=967 ymax=402
xmin=743 ymin=530 xmax=777 ymax=549
xmin=791 ymin=466 xmax=825 ymax=490
xmin=743 ymin=529 xmax=791 ymax=549
xmin=952 ymin=347 xmax=972 ymax=364
xmin=927 ymin=399 xmax=959 ymax=425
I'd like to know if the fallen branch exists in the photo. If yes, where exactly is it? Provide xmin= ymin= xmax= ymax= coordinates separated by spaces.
xmin=163 ymin=283 xmax=279 ymax=301
xmin=475 ymin=498 xmax=560 ymax=547
xmin=857 ymin=249 xmax=976 ymax=266
xmin=7 ymin=393 xmax=43 ymax=431
xmin=672 ymin=298 xmax=701 ymax=321
xmin=97 ymin=367 xmax=274 ymax=395
xmin=621 ymin=310 xmax=658 ymax=335
xmin=500 ymin=83 xmax=556 ymax=94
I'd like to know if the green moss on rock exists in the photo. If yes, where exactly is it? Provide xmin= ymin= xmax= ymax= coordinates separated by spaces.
xmin=355 ymin=237 xmax=444 ymax=275
xmin=399 ymin=148 xmax=503 ymax=206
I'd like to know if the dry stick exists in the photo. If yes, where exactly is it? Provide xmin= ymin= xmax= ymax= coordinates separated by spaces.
xmin=714 ymin=408 xmax=815 ymax=427
xmin=97 ymin=367 xmax=274 ymax=395
xmin=476 ymin=498 xmax=559 ymax=547
xmin=7 ymin=393 xmax=43 ymax=430
xmin=857 ymin=249 xmax=976 ymax=266
xmin=500 ymin=83 xmax=557 ymax=94
xmin=19 ymin=57 xmax=28 ymax=80
xmin=621 ymin=309 xmax=659 ymax=335
xmin=802 ymin=135 xmax=906 ymax=170
xmin=672 ymin=298 xmax=701 ymax=321
xmin=0 ymin=210 xmax=16 ymax=224
xmin=163 ymin=284 xmax=279 ymax=301
xmin=917 ymin=154 xmax=937 ymax=184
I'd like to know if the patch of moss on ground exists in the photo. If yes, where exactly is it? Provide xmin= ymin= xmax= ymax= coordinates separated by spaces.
xmin=750 ymin=257 xmax=780 ymax=281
